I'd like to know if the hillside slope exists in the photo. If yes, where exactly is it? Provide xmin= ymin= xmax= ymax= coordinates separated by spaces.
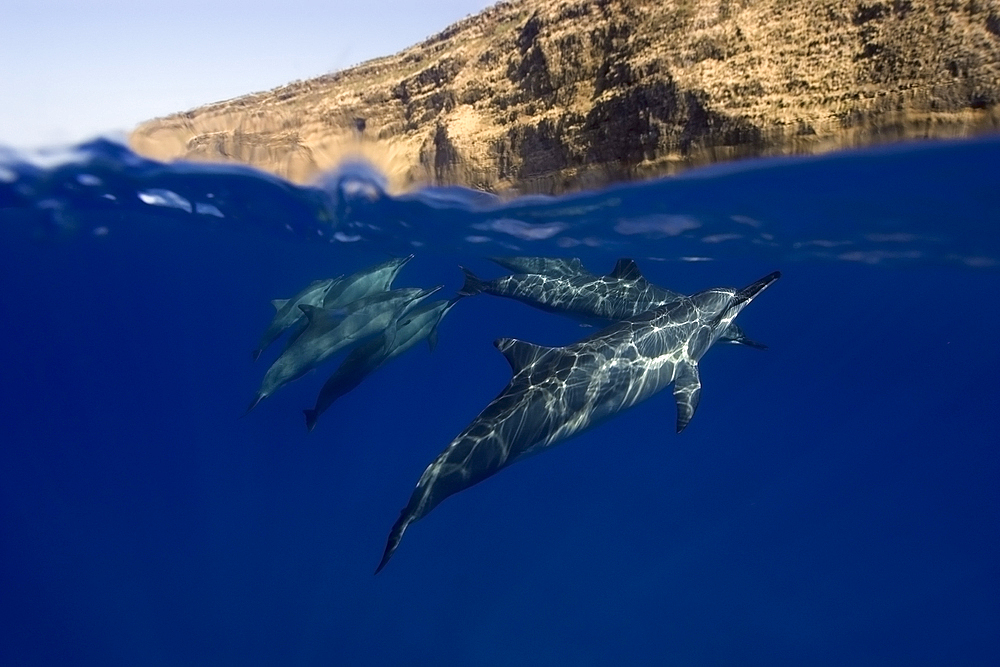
xmin=130 ymin=0 xmax=1000 ymax=193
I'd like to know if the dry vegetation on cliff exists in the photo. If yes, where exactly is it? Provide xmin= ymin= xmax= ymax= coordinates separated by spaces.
xmin=130 ymin=0 xmax=1000 ymax=193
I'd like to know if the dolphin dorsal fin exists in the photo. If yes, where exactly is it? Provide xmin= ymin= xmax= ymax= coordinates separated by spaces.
xmin=271 ymin=298 xmax=289 ymax=311
xmin=608 ymin=258 xmax=643 ymax=280
xmin=297 ymin=304 xmax=341 ymax=326
xmin=494 ymin=338 xmax=553 ymax=374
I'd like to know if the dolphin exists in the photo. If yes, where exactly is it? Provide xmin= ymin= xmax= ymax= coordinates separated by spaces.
xmin=271 ymin=255 xmax=416 ymax=357
xmin=252 ymin=278 xmax=338 ymax=361
xmin=461 ymin=258 xmax=766 ymax=349
xmin=275 ymin=254 xmax=416 ymax=353
xmin=375 ymin=271 xmax=780 ymax=573
xmin=245 ymin=285 xmax=441 ymax=414
xmin=490 ymin=256 xmax=595 ymax=278
xmin=303 ymin=297 xmax=464 ymax=432
xmin=323 ymin=255 xmax=413 ymax=309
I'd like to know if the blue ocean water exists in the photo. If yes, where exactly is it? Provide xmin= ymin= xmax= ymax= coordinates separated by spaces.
xmin=1 ymin=137 xmax=998 ymax=666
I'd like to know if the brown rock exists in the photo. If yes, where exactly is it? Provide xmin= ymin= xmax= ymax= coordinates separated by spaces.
xmin=129 ymin=0 xmax=1000 ymax=194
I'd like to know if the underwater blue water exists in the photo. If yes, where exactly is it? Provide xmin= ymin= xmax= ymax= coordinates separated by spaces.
xmin=1 ymin=137 xmax=998 ymax=666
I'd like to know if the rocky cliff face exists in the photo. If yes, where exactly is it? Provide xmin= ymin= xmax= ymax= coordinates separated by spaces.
xmin=130 ymin=0 xmax=1000 ymax=194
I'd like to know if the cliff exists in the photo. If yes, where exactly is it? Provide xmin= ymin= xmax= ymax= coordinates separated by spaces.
xmin=129 ymin=0 xmax=1000 ymax=194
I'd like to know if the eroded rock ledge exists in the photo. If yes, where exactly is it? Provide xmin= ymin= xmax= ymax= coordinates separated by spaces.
xmin=130 ymin=0 xmax=1000 ymax=194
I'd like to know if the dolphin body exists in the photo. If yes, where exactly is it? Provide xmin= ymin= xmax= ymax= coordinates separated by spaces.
xmin=376 ymin=271 xmax=780 ymax=573
xmin=285 ymin=255 xmax=413 ymax=350
xmin=303 ymin=297 xmax=463 ymax=432
xmin=490 ymin=256 xmax=595 ymax=278
xmin=252 ymin=278 xmax=338 ymax=361
xmin=324 ymin=255 xmax=413 ymax=309
xmin=245 ymin=285 xmax=441 ymax=414
xmin=461 ymin=258 xmax=765 ymax=349
xmin=278 ymin=255 xmax=416 ymax=353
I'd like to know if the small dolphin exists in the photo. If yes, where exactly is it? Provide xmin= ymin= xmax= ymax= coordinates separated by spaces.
xmin=252 ymin=278 xmax=338 ymax=361
xmin=275 ymin=255 xmax=415 ymax=354
xmin=323 ymin=255 xmax=413 ymax=309
xmin=376 ymin=271 xmax=780 ymax=572
xmin=303 ymin=297 xmax=463 ymax=432
xmin=490 ymin=256 xmax=595 ymax=278
xmin=245 ymin=285 xmax=441 ymax=414
xmin=461 ymin=258 xmax=766 ymax=349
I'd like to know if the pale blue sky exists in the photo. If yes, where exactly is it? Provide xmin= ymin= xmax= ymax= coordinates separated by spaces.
xmin=1 ymin=0 xmax=494 ymax=149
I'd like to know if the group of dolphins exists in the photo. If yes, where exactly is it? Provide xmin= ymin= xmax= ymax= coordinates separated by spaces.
xmin=246 ymin=255 xmax=456 ymax=431
xmin=246 ymin=253 xmax=780 ymax=573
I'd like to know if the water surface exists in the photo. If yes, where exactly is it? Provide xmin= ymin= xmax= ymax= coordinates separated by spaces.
xmin=1 ymin=138 xmax=998 ymax=665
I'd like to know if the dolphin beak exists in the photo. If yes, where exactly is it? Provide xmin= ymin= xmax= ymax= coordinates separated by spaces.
xmin=732 ymin=271 xmax=781 ymax=309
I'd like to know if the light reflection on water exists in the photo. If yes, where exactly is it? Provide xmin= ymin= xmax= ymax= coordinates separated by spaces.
xmin=1 ymin=136 xmax=998 ymax=269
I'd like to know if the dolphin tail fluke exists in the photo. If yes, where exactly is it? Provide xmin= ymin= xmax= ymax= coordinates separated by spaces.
xmin=303 ymin=409 xmax=318 ymax=432
xmin=457 ymin=266 xmax=486 ymax=296
xmin=375 ymin=513 xmax=413 ymax=574
xmin=243 ymin=394 xmax=264 ymax=417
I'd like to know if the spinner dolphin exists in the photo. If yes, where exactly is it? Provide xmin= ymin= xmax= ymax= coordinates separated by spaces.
xmin=272 ymin=255 xmax=415 ymax=356
xmin=245 ymin=285 xmax=440 ymax=414
xmin=323 ymin=255 xmax=413 ymax=309
xmin=252 ymin=278 xmax=337 ymax=361
xmin=376 ymin=271 xmax=780 ymax=573
xmin=304 ymin=297 xmax=463 ymax=432
xmin=461 ymin=258 xmax=765 ymax=349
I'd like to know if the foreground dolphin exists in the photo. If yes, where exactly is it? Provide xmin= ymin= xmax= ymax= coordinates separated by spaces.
xmin=252 ymin=278 xmax=338 ymax=361
xmin=303 ymin=297 xmax=463 ymax=432
xmin=376 ymin=271 xmax=780 ymax=573
xmin=245 ymin=286 xmax=441 ymax=414
xmin=461 ymin=258 xmax=766 ymax=349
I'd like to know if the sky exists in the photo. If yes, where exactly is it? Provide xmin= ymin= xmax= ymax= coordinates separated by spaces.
xmin=1 ymin=0 xmax=495 ymax=149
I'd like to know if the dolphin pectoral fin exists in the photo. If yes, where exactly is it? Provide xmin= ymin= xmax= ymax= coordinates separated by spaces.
xmin=375 ymin=512 xmax=413 ymax=574
xmin=382 ymin=319 xmax=400 ymax=350
xmin=428 ymin=296 xmax=462 ymax=351
xmin=251 ymin=348 xmax=262 ymax=362
xmin=732 ymin=336 xmax=768 ymax=350
xmin=719 ymin=323 xmax=768 ymax=350
xmin=271 ymin=298 xmax=289 ymax=311
xmin=673 ymin=361 xmax=702 ymax=433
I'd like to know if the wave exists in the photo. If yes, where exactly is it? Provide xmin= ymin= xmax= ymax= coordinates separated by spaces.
xmin=2 ymin=136 xmax=999 ymax=269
